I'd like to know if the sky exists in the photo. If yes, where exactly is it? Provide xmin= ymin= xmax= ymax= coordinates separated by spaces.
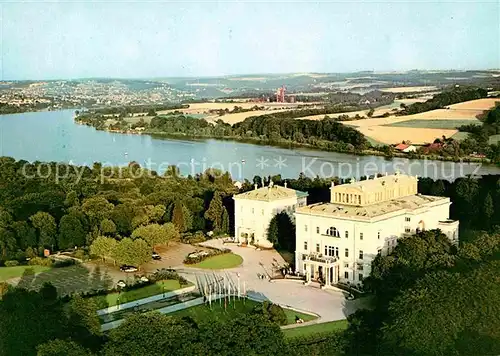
xmin=0 ymin=0 xmax=499 ymax=80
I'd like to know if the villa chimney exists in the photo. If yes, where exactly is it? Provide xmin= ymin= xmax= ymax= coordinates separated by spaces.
xmin=284 ymin=181 xmax=288 ymax=188
xmin=254 ymin=184 xmax=258 ymax=190
xmin=385 ymin=172 xmax=388 ymax=176
xmin=331 ymin=181 xmax=335 ymax=188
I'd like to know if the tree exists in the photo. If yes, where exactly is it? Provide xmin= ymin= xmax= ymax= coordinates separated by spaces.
xmin=37 ymin=339 xmax=93 ymax=356
xmin=112 ymin=238 xmax=150 ymax=267
xmin=131 ymin=223 xmax=173 ymax=249
xmin=221 ymin=207 xmax=230 ymax=235
xmin=483 ymin=193 xmax=494 ymax=223
xmin=30 ymin=211 xmax=57 ymax=249
xmin=383 ymin=262 xmax=500 ymax=355
xmin=99 ymin=219 xmax=116 ymax=236
xmin=66 ymin=296 xmax=102 ymax=349
xmin=0 ymin=286 xmax=68 ymax=356
xmin=104 ymin=313 xmax=203 ymax=356
xmin=204 ymin=192 xmax=224 ymax=232
xmin=58 ymin=214 xmax=86 ymax=249
xmin=64 ymin=191 xmax=79 ymax=207
xmin=81 ymin=197 xmax=114 ymax=228
xmin=11 ymin=220 xmax=37 ymax=250
xmin=89 ymin=236 xmax=117 ymax=262
xmin=171 ymin=200 xmax=190 ymax=232
xmin=266 ymin=212 xmax=296 ymax=252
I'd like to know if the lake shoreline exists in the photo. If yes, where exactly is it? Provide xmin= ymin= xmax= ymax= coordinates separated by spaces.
xmin=80 ymin=123 xmax=492 ymax=166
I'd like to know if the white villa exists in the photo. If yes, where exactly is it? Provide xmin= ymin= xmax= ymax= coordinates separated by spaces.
xmin=294 ymin=173 xmax=459 ymax=287
xmin=233 ymin=182 xmax=308 ymax=248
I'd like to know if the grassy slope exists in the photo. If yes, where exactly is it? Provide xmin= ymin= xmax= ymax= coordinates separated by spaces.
xmin=168 ymin=299 xmax=316 ymax=325
xmin=282 ymin=319 xmax=349 ymax=338
xmin=91 ymin=280 xmax=190 ymax=308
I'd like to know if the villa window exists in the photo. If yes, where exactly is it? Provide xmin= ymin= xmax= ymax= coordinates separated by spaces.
xmin=316 ymin=227 xmax=320 ymax=234
xmin=345 ymin=231 xmax=349 ymax=238
xmin=345 ymin=248 xmax=349 ymax=258
xmin=316 ymin=243 xmax=320 ymax=253
xmin=344 ymin=271 xmax=349 ymax=279
xmin=358 ymin=273 xmax=364 ymax=281
xmin=358 ymin=264 xmax=364 ymax=271
xmin=359 ymin=250 xmax=364 ymax=259
xmin=261 ymin=209 xmax=264 ymax=215
xmin=327 ymin=227 xmax=340 ymax=237
xmin=360 ymin=232 xmax=363 ymax=240
xmin=405 ymin=227 xmax=411 ymax=233
xmin=335 ymin=247 xmax=339 ymax=257
xmin=305 ymin=225 xmax=308 ymax=232
xmin=377 ymin=232 xmax=380 ymax=239
xmin=304 ymin=241 xmax=308 ymax=250
xmin=377 ymin=248 xmax=382 ymax=255
xmin=405 ymin=217 xmax=411 ymax=222
xmin=344 ymin=262 xmax=349 ymax=268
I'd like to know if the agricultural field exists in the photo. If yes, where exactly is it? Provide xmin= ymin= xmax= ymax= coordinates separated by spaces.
xmin=379 ymin=86 xmax=438 ymax=93
xmin=384 ymin=119 xmax=481 ymax=130
xmin=204 ymin=108 xmax=292 ymax=125
xmin=344 ymin=98 xmax=498 ymax=145
xmin=356 ymin=126 xmax=458 ymax=145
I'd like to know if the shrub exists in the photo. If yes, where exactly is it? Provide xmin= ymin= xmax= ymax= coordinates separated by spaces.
xmin=73 ymin=249 xmax=88 ymax=261
xmin=53 ymin=259 xmax=78 ymax=268
xmin=183 ymin=247 xmax=231 ymax=265
xmin=180 ymin=231 xmax=206 ymax=244
xmin=28 ymin=257 xmax=53 ymax=267
xmin=252 ymin=301 xmax=287 ymax=325
xmin=4 ymin=260 xmax=19 ymax=267
xmin=151 ymin=270 xmax=189 ymax=286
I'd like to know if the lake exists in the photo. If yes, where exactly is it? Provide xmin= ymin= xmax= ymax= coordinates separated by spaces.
xmin=1 ymin=110 xmax=499 ymax=181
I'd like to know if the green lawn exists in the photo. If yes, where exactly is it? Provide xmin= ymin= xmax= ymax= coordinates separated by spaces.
xmin=168 ymin=299 xmax=316 ymax=325
xmin=91 ymin=280 xmax=191 ymax=309
xmin=383 ymin=119 xmax=481 ymax=129
xmin=188 ymin=253 xmax=243 ymax=269
xmin=0 ymin=265 xmax=52 ymax=282
xmin=282 ymin=319 xmax=349 ymax=339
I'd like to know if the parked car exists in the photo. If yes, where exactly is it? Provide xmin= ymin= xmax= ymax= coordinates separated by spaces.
xmin=117 ymin=280 xmax=126 ymax=288
xmin=120 ymin=265 xmax=138 ymax=273
xmin=152 ymin=252 xmax=161 ymax=260
xmin=139 ymin=276 xmax=149 ymax=283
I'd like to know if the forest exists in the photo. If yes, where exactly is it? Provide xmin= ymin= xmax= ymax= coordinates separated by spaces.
xmin=399 ymin=86 xmax=488 ymax=115
xmin=0 ymin=158 xmax=236 ymax=266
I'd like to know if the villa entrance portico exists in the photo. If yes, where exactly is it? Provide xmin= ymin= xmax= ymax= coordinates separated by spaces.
xmin=236 ymin=228 xmax=255 ymax=245
xmin=301 ymin=253 xmax=339 ymax=287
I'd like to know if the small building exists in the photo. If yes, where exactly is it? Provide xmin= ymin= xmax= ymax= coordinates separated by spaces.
xmin=394 ymin=143 xmax=417 ymax=153
xmin=233 ymin=182 xmax=308 ymax=248
xmin=294 ymin=173 xmax=459 ymax=287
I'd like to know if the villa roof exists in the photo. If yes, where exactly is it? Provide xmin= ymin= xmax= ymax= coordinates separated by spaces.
xmin=394 ymin=143 xmax=410 ymax=151
xmin=296 ymin=194 xmax=449 ymax=220
xmin=234 ymin=185 xmax=308 ymax=202
xmin=338 ymin=173 xmax=417 ymax=192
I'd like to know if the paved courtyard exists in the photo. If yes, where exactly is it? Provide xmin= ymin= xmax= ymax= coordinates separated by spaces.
xmin=174 ymin=239 xmax=366 ymax=322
